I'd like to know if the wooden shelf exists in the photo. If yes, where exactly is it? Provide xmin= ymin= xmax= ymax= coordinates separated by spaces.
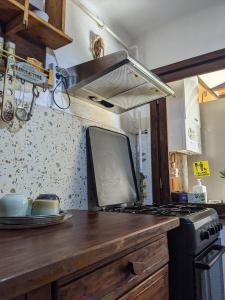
xmin=16 ymin=0 xmax=40 ymax=10
xmin=0 ymin=0 xmax=73 ymax=50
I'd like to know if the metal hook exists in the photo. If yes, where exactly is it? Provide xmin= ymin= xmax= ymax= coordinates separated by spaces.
xmin=32 ymin=85 xmax=39 ymax=98
xmin=8 ymin=74 xmax=13 ymax=83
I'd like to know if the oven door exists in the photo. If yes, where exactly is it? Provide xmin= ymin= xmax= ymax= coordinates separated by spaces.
xmin=195 ymin=239 xmax=225 ymax=300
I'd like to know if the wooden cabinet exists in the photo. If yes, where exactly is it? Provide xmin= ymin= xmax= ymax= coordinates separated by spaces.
xmin=12 ymin=285 xmax=51 ymax=300
xmin=3 ymin=211 xmax=178 ymax=300
xmin=56 ymin=235 xmax=169 ymax=300
xmin=120 ymin=265 xmax=169 ymax=300
xmin=10 ymin=236 xmax=170 ymax=300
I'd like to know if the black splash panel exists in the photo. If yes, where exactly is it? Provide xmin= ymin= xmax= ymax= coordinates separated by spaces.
xmin=87 ymin=127 xmax=138 ymax=207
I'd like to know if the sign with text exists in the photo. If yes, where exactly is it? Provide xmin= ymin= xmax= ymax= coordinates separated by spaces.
xmin=193 ymin=161 xmax=211 ymax=177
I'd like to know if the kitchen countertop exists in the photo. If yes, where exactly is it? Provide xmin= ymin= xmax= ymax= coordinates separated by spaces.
xmin=0 ymin=210 xmax=179 ymax=299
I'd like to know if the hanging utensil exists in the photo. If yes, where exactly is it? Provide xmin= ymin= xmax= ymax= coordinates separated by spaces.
xmin=1 ymin=42 xmax=16 ymax=123
xmin=15 ymin=85 xmax=39 ymax=122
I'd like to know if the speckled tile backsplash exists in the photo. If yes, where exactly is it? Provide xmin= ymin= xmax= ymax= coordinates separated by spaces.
xmin=0 ymin=105 xmax=136 ymax=210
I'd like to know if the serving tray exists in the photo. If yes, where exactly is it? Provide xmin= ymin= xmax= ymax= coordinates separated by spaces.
xmin=0 ymin=212 xmax=72 ymax=229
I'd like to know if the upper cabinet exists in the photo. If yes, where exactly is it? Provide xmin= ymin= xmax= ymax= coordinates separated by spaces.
xmin=167 ymin=76 xmax=202 ymax=155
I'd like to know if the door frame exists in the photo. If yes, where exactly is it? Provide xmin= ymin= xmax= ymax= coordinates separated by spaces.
xmin=150 ymin=48 xmax=225 ymax=205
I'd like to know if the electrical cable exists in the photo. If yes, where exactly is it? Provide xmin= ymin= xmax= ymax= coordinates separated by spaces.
xmin=51 ymin=71 xmax=71 ymax=110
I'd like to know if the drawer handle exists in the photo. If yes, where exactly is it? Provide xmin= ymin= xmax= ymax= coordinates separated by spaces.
xmin=128 ymin=261 xmax=148 ymax=275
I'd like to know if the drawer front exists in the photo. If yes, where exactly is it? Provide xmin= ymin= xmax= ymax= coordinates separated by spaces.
xmin=11 ymin=285 xmax=51 ymax=300
xmin=119 ymin=265 xmax=169 ymax=300
xmin=58 ymin=235 xmax=168 ymax=300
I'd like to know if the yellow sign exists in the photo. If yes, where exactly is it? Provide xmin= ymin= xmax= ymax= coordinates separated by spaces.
xmin=193 ymin=161 xmax=211 ymax=177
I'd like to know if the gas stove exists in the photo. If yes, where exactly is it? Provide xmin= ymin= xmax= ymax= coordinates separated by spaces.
xmin=103 ymin=204 xmax=207 ymax=217
xmin=103 ymin=203 xmax=222 ymax=249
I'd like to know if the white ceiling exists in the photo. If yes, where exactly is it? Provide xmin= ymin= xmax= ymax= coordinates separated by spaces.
xmin=83 ymin=0 xmax=224 ymax=41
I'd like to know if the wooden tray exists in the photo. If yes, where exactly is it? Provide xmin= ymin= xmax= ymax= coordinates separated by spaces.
xmin=0 ymin=212 xmax=72 ymax=229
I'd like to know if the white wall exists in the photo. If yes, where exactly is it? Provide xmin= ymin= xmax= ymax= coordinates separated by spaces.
xmin=0 ymin=0 xmax=136 ymax=209
xmin=46 ymin=0 xmax=134 ymax=130
xmin=135 ymin=2 xmax=225 ymax=69
xmin=187 ymin=99 xmax=225 ymax=201
xmin=44 ymin=0 xmax=133 ymax=129
xmin=54 ymin=0 xmax=132 ymax=68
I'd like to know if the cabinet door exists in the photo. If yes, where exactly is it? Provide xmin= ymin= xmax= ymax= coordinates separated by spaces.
xmin=11 ymin=285 xmax=51 ymax=300
xmin=185 ymin=118 xmax=202 ymax=154
xmin=184 ymin=77 xmax=200 ymax=126
xmin=119 ymin=265 xmax=169 ymax=300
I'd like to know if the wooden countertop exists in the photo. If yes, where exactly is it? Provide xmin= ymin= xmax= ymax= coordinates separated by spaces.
xmin=0 ymin=210 xmax=179 ymax=300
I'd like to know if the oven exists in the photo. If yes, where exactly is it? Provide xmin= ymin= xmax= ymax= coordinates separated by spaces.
xmin=195 ymin=239 xmax=225 ymax=300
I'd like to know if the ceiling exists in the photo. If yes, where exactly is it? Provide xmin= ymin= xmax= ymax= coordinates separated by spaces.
xmin=83 ymin=0 xmax=223 ymax=41
xmin=200 ymin=70 xmax=225 ymax=89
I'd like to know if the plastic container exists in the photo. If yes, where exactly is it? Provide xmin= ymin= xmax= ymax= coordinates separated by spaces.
xmin=5 ymin=41 xmax=16 ymax=55
xmin=193 ymin=179 xmax=207 ymax=203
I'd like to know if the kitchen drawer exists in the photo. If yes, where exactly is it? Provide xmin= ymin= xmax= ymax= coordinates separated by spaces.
xmin=11 ymin=285 xmax=51 ymax=300
xmin=57 ymin=235 xmax=169 ymax=300
xmin=119 ymin=265 xmax=169 ymax=300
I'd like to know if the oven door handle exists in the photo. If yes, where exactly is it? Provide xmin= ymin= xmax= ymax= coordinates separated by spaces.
xmin=195 ymin=245 xmax=225 ymax=270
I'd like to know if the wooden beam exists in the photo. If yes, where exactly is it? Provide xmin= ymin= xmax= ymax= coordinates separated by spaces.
xmin=198 ymin=77 xmax=219 ymax=99
xmin=158 ymin=99 xmax=170 ymax=204
xmin=212 ymin=81 xmax=225 ymax=91
xmin=150 ymin=101 xmax=161 ymax=205
xmin=150 ymin=99 xmax=171 ymax=205
xmin=153 ymin=48 xmax=225 ymax=83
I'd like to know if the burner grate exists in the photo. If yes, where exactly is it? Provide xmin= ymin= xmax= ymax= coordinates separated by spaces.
xmin=103 ymin=204 xmax=206 ymax=217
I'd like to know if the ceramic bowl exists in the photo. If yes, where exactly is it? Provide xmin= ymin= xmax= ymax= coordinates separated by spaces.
xmin=32 ymin=194 xmax=60 ymax=216
xmin=0 ymin=194 xmax=28 ymax=217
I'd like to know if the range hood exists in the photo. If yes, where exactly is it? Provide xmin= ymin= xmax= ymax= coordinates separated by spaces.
xmin=65 ymin=51 xmax=175 ymax=114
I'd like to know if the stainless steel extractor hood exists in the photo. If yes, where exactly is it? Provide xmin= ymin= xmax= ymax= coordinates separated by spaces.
xmin=65 ymin=51 xmax=175 ymax=114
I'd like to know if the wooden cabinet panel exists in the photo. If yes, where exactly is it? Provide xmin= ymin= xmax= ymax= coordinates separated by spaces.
xmin=45 ymin=0 xmax=66 ymax=31
xmin=27 ymin=285 xmax=51 ymax=300
xmin=58 ymin=235 xmax=168 ymax=300
xmin=11 ymin=285 xmax=51 ymax=300
xmin=119 ymin=265 xmax=169 ymax=300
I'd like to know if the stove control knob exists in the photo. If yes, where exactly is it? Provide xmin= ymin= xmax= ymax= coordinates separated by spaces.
xmin=214 ymin=225 xmax=218 ymax=233
xmin=216 ymin=224 xmax=222 ymax=232
xmin=209 ymin=226 xmax=216 ymax=235
xmin=200 ymin=230 xmax=210 ymax=240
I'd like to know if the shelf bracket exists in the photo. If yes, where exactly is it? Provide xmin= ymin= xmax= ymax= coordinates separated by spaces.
xmin=23 ymin=0 xmax=30 ymax=29
xmin=5 ymin=0 xmax=29 ymax=35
